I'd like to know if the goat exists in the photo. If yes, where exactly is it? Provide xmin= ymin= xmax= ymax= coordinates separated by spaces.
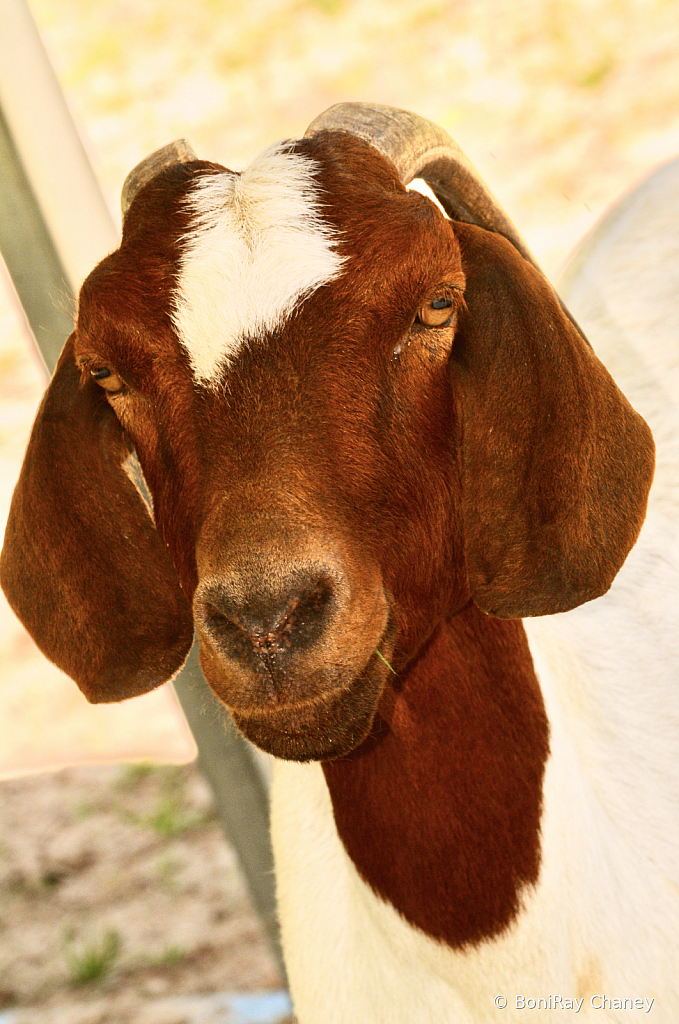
xmin=1 ymin=102 xmax=675 ymax=1021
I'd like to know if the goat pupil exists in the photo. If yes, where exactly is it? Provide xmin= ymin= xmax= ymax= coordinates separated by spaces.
xmin=431 ymin=297 xmax=452 ymax=310
xmin=91 ymin=367 xmax=111 ymax=380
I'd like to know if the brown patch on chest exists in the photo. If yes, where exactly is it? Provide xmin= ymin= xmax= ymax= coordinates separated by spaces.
xmin=323 ymin=604 xmax=549 ymax=949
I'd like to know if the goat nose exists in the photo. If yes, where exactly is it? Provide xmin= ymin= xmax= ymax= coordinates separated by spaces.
xmin=196 ymin=573 xmax=335 ymax=666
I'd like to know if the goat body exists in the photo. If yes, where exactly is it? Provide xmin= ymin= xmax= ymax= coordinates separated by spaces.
xmin=2 ymin=107 xmax=676 ymax=1021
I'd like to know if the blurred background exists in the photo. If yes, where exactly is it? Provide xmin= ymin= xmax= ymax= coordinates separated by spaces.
xmin=1 ymin=0 xmax=679 ymax=1020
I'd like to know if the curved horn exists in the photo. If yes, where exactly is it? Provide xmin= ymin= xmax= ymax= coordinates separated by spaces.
xmin=121 ymin=138 xmax=198 ymax=217
xmin=305 ymin=102 xmax=535 ymax=267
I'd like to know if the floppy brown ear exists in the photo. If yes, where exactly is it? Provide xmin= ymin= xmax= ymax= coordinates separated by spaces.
xmin=453 ymin=222 xmax=655 ymax=618
xmin=0 ymin=335 xmax=194 ymax=701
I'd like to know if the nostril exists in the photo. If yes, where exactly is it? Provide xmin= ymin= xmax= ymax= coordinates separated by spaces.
xmin=197 ymin=575 xmax=336 ymax=663
xmin=203 ymin=602 xmax=241 ymax=640
xmin=262 ymin=578 xmax=334 ymax=650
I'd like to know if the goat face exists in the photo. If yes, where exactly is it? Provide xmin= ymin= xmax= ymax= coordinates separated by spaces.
xmin=0 ymin=109 xmax=654 ymax=763
xmin=76 ymin=133 xmax=469 ymax=760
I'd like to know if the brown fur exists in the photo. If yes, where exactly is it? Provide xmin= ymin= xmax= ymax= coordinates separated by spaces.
xmin=0 ymin=334 xmax=193 ymax=700
xmin=0 ymin=130 xmax=654 ymax=946
xmin=452 ymin=220 xmax=655 ymax=616
xmin=324 ymin=603 xmax=549 ymax=948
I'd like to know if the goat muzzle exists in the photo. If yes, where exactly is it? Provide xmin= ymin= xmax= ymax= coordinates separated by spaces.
xmin=192 ymin=537 xmax=393 ymax=761
xmin=196 ymin=571 xmax=336 ymax=674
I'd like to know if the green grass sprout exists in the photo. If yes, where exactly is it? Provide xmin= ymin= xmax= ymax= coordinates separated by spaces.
xmin=64 ymin=928 xmax=121 ymax=985
xmin=375 ymin=649 xmax=397 ymax=675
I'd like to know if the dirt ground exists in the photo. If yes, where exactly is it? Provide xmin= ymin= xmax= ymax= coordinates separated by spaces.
xmin=0 ymin=762 xmax=285 ymax=1024
xmin=3 ymin=0 xmax=679 ymax=1021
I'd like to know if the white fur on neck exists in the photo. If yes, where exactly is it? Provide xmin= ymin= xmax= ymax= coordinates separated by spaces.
xmin=172 ymin=142 xmax=344 ymax=384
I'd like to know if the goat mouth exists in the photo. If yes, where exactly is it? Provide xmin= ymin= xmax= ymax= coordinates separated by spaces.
xmin=227 ymin=621 xmax=397 ymax=762
xmin=231 ymin=656 xmax=382 ymax=761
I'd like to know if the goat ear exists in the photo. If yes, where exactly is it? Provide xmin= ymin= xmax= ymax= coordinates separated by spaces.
xmin=0 ymin=335 xmax=194 ymax=701
xmin=453 ymin=222 xmax=655 ymax=618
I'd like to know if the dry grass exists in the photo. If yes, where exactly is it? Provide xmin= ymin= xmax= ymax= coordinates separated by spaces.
xmin=28 ymin=0 xmax=679 ymax=276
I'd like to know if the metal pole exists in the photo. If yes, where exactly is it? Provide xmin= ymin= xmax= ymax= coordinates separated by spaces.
xmin=172 ymin=646 xmax=282 ymax=968
xmin=0 ymin=106 xmax=72 ymax=371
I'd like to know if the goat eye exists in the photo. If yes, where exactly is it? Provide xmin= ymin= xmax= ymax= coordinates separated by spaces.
xmin=416 ymin=290 xmax=456 ymax=328
xmin=89 ymin=365 xmax=125 ymax=394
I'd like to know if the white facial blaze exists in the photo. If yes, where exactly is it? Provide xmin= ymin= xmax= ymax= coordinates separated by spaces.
xmin=171 ymin=142 xmax=345 ymax=384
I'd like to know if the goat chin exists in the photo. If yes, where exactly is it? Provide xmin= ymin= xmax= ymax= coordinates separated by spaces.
xmin=232 ymin=662 xmax=387 ymax=762
xmin=196 ymin=621 xmax=396 ymax=762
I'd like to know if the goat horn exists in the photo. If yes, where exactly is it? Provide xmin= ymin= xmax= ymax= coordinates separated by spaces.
xmin=304 ymin=102 xmax=535 ymax=267
xmin=121 ymin=139 xmax=198 ymax=217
